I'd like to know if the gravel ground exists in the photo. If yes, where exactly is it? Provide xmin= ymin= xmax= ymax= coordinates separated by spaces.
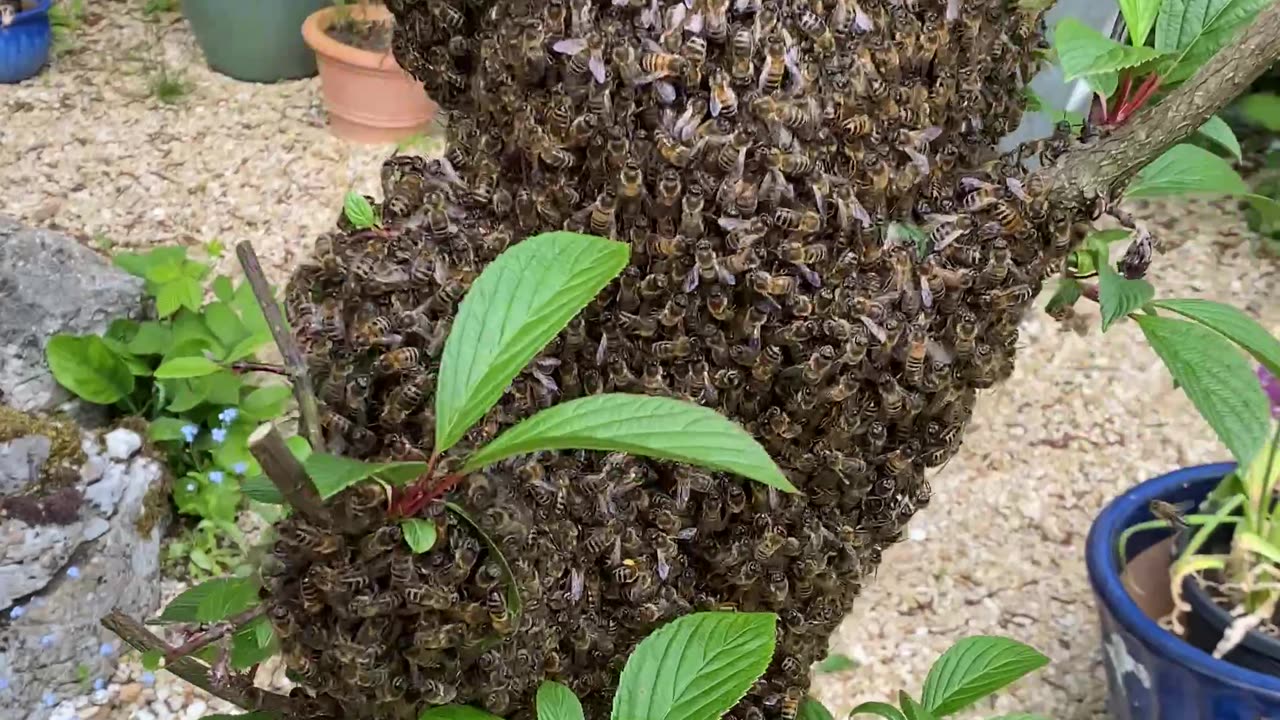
xmin=4 ymin=4 xmax=1279 ymax=719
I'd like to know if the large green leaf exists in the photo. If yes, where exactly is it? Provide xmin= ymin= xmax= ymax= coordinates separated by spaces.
xmin=1195 ymin=115 xmax=1243 ymax=160
xmin=155 ymin=277 xmax=203 ymax=318
xmin=436 ymin=232 xmax=629 ymax=453
xmin=1097 ymin=263 xmax=1155 ymax=331
xmin=900 ymin=694 xmax=937 ymax=720
xmin=155 ymin=356 xmax=222 ymax=379
xmin=462 ymin=394 xmax=796 ymax=492
xmin=343 ymin=191 xmax=379 ymax=230
xmin=1120 ymin=0 xmax=1165 ymax=46
xmin=611 ymin=612 xmax=777 ymax=720
xmin=1125 ymin=144 xmax=1248 ymax=198
xmin=401 ymin=519 xmax=439 ymax=554
xmin=1054 ymin=18 xmax=1163 ymax=82
xmin=920 ymin=637 xmax=1049 ymax=716
xmin=849 ymin=703 xmax=907 ymax=720
xmin=1156 ymin=0 xmax=1275 ymax=82
xmin=230 ymin=616 xmax=277 ymax=670
xmin=127 ymin=321 xmax=173 ymax=356
xmin=303 ymin=453 xmax=427 ymax=499
xmin=158 ymin=577 xmax=259 ymax=623
xmin=1044 ymin=278 xmax=1083 ymax=316
xmin=241 ymin=475 xmax=284 ymax=505
xmin=45 ymin=334 xmax=135 ymax=404
xmin=1152 ymin=299 xmax=1280 ymax=376
xmin=1135 ymin=314 xmax=1272 ymax=469
xmin=1238 ymin=93 xmax=1280 ymax=131
xmin=797 ymin=698 xmax=835 ymax=720
xmin=418 ymin=707 xmax=504 ymax=720
xmin=240 ymin=385 xmax=292 ymax=421
xmin=537 ymin=681 xmax=585 ymax=720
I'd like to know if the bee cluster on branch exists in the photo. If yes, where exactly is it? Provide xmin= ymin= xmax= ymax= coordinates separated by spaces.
xmin=269 ymin=0 xmax=1096 ymax=717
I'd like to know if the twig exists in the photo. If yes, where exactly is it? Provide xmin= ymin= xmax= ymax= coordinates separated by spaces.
xmin=164 ymin=606 xmax=264 ymax=664
xmin=230 ymin=361 xmax=289 ymax=376
xmin=1043 ymin=2 xmax=1280 ymax=211
xmin=101 ymin=610 xmax=306 ymax=717
xmin=249 ymin=422 xmax=331 ymax=526
xmin=235 ymin=242 xmax=325 ymax=453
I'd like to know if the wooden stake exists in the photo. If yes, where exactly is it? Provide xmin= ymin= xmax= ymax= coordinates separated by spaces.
xmin=249 ymin=422 xmax=330 ymax=526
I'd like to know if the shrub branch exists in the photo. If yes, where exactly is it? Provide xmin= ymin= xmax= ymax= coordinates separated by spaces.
xmin=1044 ymin=1 xmax=1280 ymax=209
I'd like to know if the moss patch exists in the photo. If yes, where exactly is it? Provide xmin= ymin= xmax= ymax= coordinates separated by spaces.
xmin=0 ymin=405 xmax=86 ymax=496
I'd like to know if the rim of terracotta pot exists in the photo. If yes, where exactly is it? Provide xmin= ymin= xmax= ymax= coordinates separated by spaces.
xmin=1086 ymin=461 xmax=1280 ymax=699
xmin=301 ymin=3 xmax=403 ymax=73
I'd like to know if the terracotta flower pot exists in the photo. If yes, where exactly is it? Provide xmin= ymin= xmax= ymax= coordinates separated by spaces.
xmin=301 ymin=3 xmax=436 ymax=144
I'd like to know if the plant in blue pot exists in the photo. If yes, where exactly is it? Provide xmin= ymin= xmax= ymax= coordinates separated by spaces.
xmin=0 ymin=0 xmax=51 ymax=84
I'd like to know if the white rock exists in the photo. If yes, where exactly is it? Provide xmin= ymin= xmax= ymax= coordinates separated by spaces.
xmin=908 ymin=526 xmax=927 ymax=542
xmin=135 ymin=709 xmax=158 ymax=720
xmin=184 ymin=699 xmax=208 ymax=719
xmin=104 ymin=429 xmax=142 ymax=460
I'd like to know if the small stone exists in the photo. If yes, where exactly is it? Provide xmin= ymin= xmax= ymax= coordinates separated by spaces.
xmin=134 ymin=709 xmax=157 ymax=720
xmin=908 ymin=526 xmax=927 ymax=542
xmin=184 ymin=699 xmax=207 ymax=719
xmin=103 ymin=429 xmax=142 ymax=460
xmin=118 ymin=683 xmax=142 ymax=704
xmin=166 ymin=693 xmax=185 ymax=712
xmin=90 ymin=688 xmax=109 ymax=706
xmin=79 ymin=706 xmax=107 ymax=720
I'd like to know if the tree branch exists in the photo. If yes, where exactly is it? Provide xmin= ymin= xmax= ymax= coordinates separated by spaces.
xmin=235 ymin=242 xmax=326 ymax=454
xmin=1045 ymin=1 xmax=1280 ymax=208
xmin=249 ymin=421 xmax=332 ymax=526
xmin=164 ymin=606 xmax=264 ymax=664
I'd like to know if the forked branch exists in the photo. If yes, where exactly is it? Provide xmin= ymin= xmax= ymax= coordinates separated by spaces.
xmin=1044 ymin=1 xmax=1280 ymax=209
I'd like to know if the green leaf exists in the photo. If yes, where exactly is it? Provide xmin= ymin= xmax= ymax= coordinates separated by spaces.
xmin=113 ymin=251 xmax=154 ymax=279
xmin=240 ymin=385 xmax=292 ymax=421
xmin=230 ymin=616 xmax=277 ymax=670
xmin=204 ymin=370 xmax=242 ymax=406
xmin=1097 ymin=263 xmax=1155 ymax=331
xmin=285 ymin=435 xmax=313 ymax=462
xmin=45 ymin=335 xmax=135 ymax=404
xmin=158 ymin=577 xmax=259 ymax=623
xmin=148 ymin=417 xmax=190 ymax=442
xmin=232 ymin=281 xmax=273 ymax=343
xmin=155 ymin=356 xmax=222 ymax=379
xmin=1152 ymin=299 xmax=1280 ymax=376
xmin=436 ymin=232 xmax=629 ymax=453
xmin=303 ymin=453 xmax=427 ymax=499
xmin=463 ymin=394 xmax=796 ymax=492
xmin=537 ymin=681 xmax=585 ymax=720
xmin=1238 ymin=93 xmax=1280 ymax=131
xmin=900 ymin=694 xmax=937 ymax=720
xmin=418 ymin=707 xmax=505 ymax=720
xmin=445 ymin=501 xmax=523 ymax=635
xmin=888 ymin=222 xmax=930 ymax=259
xmin=1119 ymin=0 xmax=1164 ymax=46
xmin=797 ymin=698 xmax=835 ymax=720
xmin=141 ymin=649 xmax=164 ymax=671
xmin=1196 ymin=115 xmax=1243 ymax=160
xmin=401 ymin=518 xmax=439 ymax=554
xmin=171 ymin=310 xmax=220 ymax=355
xmin=1126 ymin=144 xmax=1248 ymax=198
xmin=1044 ymin=278 xmax=1083 ymax=316
xmin=241 ymin=475 xmax=284 ymax=505
xmin=156 ymin=278 xmax=203 ymax=318
xmin=203 ymin=302 xmax=249 ymax=355
xmin=1085 ymin=71 xmax=1119 ymax=100
xmin=1135 ymin=314 xmax=1272 ymax=464
xmin=167 ymin=379 xmax=210 ymax=413
xmin=814 ymin=653 xmax=859 ymax=673
xmin=127 ymin=322 xmax=173 ymax=356
xmin=611 ymin=612 xmax=777 ymax=720
xmin=212 ymin=275 xmax=235 ymax=303
xmin=1156 ymin=0 xmax=1275 ymax=83
xmin=343 ymin=191 xmax=379 ymax=230
xmin=921 ymin=637 xmax=1049 ymax=716
xmin=1054 ymin=18 xmax=1163 ymax=82
xmin=849 ymin=703 xmax=907 ymax=720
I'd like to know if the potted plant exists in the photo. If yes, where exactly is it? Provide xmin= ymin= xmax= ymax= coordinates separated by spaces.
xmin=182 ymin=0 xmax=331 ymax=83
xmin=0 ymin=0 xmax=51 ymax=84
xmin=301 ymin=0 xmax=436 ymax=143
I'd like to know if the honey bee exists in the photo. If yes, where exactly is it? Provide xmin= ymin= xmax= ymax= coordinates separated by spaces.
xmin=986 ymin=284 xmax=1034 ymax=309
xmin=705 ymin=285 xmax=735 ymax=321
xmin=685 ymin=239 xmax=736 ymax=290
xmin=487 ymin=589 xmax=513 ymax=635
xmin=773 ymin=208 xmax=822 ymax=239
xmin=587 ymin=189 xmax=618 ymax=238
xmin=552 ymin=32 xmax=606 ymax=83
xmin=375 ymin=347 xmax=422 ymax=375
xmin=755 ymin=530 xmax=785 ymax=560
xmin=903 ymin=324 xmax=928 ymax=386
xmin=707 ymin=69 xmax=739 ymax=118
xmin=782 ymin=687 xmax=804 ymax=720
xmin=1120 ymin=226 xmax=1156 ymax=279
xmin=759 ymin=33 xmax=788 ymax=92
xmin=651 ymin=233 xmax=687 ymax=258
xmin=352 ymin=316 xmax=401 ymax=348
xmin=652 ymin=336 xmax=695 ymax=361
xmin=750 ymin=270 xmax=799 ymax=297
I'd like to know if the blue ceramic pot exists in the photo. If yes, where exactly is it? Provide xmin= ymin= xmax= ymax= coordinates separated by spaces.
xmin=0 ymin=0 xmax=51 ymax=84
xmin=1086 ymin=462 xmax=1280 ymax=720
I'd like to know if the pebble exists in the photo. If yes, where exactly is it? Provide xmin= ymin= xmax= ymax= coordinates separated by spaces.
xmin=103 ymin=428 xmax=142 ymax=460
xmin=118 ymin=683 xmax=142 ymax=704
xmin=185 ymin=699 xmax=208 ymax=719
xmin=135 ymin=709 xmax=157 ymax=720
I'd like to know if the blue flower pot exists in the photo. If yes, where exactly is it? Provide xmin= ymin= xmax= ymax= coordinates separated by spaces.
xmin=0 ymin=0 xmax=51 ymax=84
xmin=1087 ymin=462 xmax=1280 ymax=719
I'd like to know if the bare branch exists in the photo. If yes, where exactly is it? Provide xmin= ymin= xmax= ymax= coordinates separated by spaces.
xmin=249 ymin=421 xmax=332 ymax=525
xmin=164 ymin=606 xmax=264 ymax=664
xmin=1045 ymin=2 xmax=1280 ymax=208
xmin=235 ymin=241 xmax=326 ymax=453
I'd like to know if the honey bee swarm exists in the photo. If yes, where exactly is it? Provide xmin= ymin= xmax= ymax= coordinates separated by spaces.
xmin=273 ymin=0 xmax=1087 ymax=717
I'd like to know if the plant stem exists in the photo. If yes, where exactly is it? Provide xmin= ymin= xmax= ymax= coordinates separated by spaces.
xmin=234 ymin=242 xmax=325 ymax=453
xmin=248 ymin=422 xmax=332 ymax=527
xmin=1043 ymin=1 xmax=1280 ymax=213
xmin=230 ymin=361 xmax=289 ymax=376
xmin=164 ymin=606 xmax=264 ymax=663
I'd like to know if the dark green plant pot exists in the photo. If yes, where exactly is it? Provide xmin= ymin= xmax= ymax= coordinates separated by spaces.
xmin=181 ymin=0 xmax=330 ymax=83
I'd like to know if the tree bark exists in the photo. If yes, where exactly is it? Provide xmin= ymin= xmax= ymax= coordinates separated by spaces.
xmin=1045 ymin=1 xmax=1280 ymax=209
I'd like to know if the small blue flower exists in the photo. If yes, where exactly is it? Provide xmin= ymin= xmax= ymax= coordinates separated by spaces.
xmin=8 ymin=605 xmax=24 ymax=620
xmin=185 ymin=482 xmax=196 ymax=492
xmin=42 ymin=691 xmax=56 ymax=708
xmin=208 ymin=471 xmax=225 ymax=485
xmin=218 ymin=408 xmax=239 ymax=425
xmin=0 ymin=676 xmax=9 ymax=691
xmin=93 ymin=678 xmax=106 ymax=692
xmin=140 ymin=672 xmax=155 ymax=687
xmin=211 ymin=427 xmax=227 ymax=444
xmin=66 ymin=566 xmax=81 ymax=579
xmin=40 ymin=633 xmax=56 ymax=647
xmin=98 ymin=642 xmax=114 ymax=657
xmin=181 ymin=424 xmax=199 ymax=443
xmin=233 ymin=462 xmax=248 ymax=475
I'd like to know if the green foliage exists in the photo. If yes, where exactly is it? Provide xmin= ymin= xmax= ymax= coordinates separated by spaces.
xmin=1096 ymin=262 xmax=1156 ymax=330
xmin=45 ymin=246 xmax=291 ymax=576
xmin=158 ymin=576 xmax=259 ymax=624
xmin=612 ymin=612 xmax=776 ymax=720
xmin=461 ymin=394 xmax=796 ymax=492
xmin=302 ymin=453 xmax=426 ymax=499
xmin=1126 ymin=144 xmax=1249 ymax=198
xmin=1155 ymin=0 xmax=1275 ymax=82
xmin=536 ymin=681 xmax=585 ymax=720
xmin=1054 ymin=18 xmax=1164 ymax=82
xmin=813 ymin=653 xmax=859 ymax=673
xmin=850 ymin=702 xmax=907 ymax=720
xmin=230 ymin=616 xmax=278 ymax=670
xmin=419 ymin=707 xmax=505 ymax=720
xmin=1135 ymin=314 xmax=1271 ymax=464
xmin=797 ymin=698 xmax=836 ymax=720
xmin=343 ymin=191 xmax=381 ymax=230
xmin=148 ymin=64 xmax=191 ymax=105
xmin=1194 ymin=115 xmax=1243 ymax=160
xmin=1151 ymin=299 xmax=1280 ymax=376
xmin=920 ymin=637 xmax=1049 ymax=716
xmin=401 ymin=518 xmax=439 ymax=554
xmin=48 ymin=0 xmax=86 ymax=55
xmin=435 ymin=231 xmax=629 ymax=452
xmin=1119 ymin=0 xmax=1165 ymax=47
xmin=1238 ymin=93 xmax=1280 ymax=130
xmin=142 ymin=0 xmax=178 ymax=17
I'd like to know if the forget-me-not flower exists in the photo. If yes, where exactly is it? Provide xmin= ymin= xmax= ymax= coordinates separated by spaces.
xmin=140 ymin=672 xmax=156 ymax=687
xmin=233 ymin=462 xmax=248 ymax=475
xmin=40 ymin=633 xmax=56 ymax=647
xmin=186 ymin=482 xmax=197 ymax=492
xmin=218 ymin=408 xmax=238 ymax=425
xmin=208 ymin=471 xmax=225 ymax=485
xmin=66 ymin=566 xmax=81 ymax=579
xmin=8 ymin=605 xmax=24 ymax=620
xmin=211 ymin=427 xmax=227 ymax=444
xmin=181 ymin=424 xmax=199 ymax=443
xmin=42 ymin=691 xmax=56 ymax=708
xmin=98 ymin=642 xmax=114 ymax=657
xmin=93 ymin=678 xmax=107 ymax=692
